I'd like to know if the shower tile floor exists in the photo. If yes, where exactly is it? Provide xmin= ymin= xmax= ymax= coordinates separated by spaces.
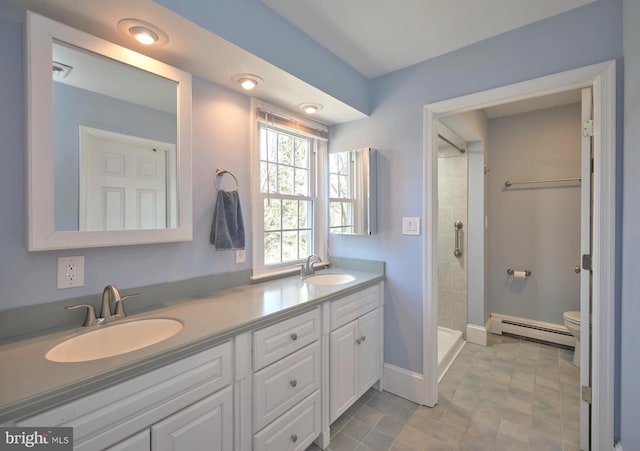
xmin=307 ymin=333 xmax=580 ymax=451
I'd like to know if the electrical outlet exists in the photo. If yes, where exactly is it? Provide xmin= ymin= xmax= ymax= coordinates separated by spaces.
xmin=235 ymin=249 xmax=246 ymax=263
xmin=57 ymin=256 xmax=85 ymax=289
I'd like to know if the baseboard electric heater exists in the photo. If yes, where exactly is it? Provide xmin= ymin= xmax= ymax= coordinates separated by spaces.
xmin=490 ymin=313 xmax=575 ymax=347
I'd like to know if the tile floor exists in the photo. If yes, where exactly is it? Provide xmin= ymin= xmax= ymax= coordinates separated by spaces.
xmin=307 ymin=333 xmax=580 ymax=451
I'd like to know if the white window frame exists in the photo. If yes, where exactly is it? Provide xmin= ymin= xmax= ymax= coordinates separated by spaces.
xmin=250 ymin=99 xmax=327 ymax=279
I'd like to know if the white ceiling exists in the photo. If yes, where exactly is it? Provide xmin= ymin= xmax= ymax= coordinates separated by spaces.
xmin=9 ymin=0 xmax=594 ymax=124
xmin=262 ymin=0 xmax=594 ymax=79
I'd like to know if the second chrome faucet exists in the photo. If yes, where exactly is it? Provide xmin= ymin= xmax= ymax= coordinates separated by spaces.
xmin=299 ymin=254 xmax=323 ymax=277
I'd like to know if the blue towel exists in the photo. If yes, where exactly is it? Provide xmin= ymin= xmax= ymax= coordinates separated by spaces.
xmin=210 ymin=190 xmax=245 ymax=250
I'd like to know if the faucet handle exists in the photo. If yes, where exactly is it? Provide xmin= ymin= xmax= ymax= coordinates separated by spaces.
xmin=113 ymin=292 xmax=140 ymax=318
xmin=66 ymin=304 xmax=99 ymax=327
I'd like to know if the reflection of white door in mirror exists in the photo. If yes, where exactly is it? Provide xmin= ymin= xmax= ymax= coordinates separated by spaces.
xmin=79 ymin=127 xmax=176 ymax=231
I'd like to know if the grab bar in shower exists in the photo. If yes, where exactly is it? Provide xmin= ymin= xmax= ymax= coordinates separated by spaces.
xmin=454 ymin=221 xmax=463 ymax=257
xmin=504 ymin=177 xmax=581 ymax=188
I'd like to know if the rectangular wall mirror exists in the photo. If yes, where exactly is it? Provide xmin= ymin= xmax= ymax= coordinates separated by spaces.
xmin=26 ymin=12 xmax=192 ymax=251
xmin=328 ymin=148 xmax=377 ymax=235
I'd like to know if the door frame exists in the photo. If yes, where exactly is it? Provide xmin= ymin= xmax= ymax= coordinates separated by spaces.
xmin=422 ymin=61 xmax=616 ymax=450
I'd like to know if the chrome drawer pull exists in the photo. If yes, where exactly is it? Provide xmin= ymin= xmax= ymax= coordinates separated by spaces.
xmin=290 ymin=333 xmax=298 ymax=341
xmin=356 ymin=338 xmax=362 ymax=344
xmin=361 ymin=335 xmax=366 ymax=342
xmin=290 ymin=379 xmax=298 ymax=388
xmin=291 ymin=434 xmax=298 ymax=443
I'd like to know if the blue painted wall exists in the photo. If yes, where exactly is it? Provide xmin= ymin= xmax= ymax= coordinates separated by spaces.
xmin=329 ymin=0 xmax=623 ymax=376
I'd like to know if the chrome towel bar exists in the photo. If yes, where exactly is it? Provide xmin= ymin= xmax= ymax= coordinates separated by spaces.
xmin=504 ymin=177 xmax=581 ymax=188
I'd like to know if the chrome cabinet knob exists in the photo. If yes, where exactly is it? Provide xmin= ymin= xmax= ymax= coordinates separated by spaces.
xmin=290 ymin=434 xmax=298 ymax=443
xmin=290 ymin=379 xmax=297 ymax=388
xmin=290 ymin=333 xmax=298 ymax=341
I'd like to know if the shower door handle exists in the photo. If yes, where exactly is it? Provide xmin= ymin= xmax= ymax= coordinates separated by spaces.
xmin=454 ymin=221 xmax=463 ymax=257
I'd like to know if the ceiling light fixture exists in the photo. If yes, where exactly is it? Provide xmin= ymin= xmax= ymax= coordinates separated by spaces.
xmin=232 ymin=74 xmax=263 ymax=90
xmin=298 ymin=103 xmax=323 ymax=114
xmin=118 ymin=19 xmax=169 ymax=46
xmin=129 ymin=26 xmax=158 ymax=45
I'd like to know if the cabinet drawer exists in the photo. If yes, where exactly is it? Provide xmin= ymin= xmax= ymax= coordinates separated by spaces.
xmin=253 ymin=341 xmax=321 ymax=432
xmin=253 ymin=391 xmax=321 ymax=451
xmin=17 ymin=342 xmax=232 ymax=451
xmin=152 ymin=386 xmax=233 ymax=451
xmin=253 ymin=308 xmax=320 ymax=370
xmin=330 ymin=285 xmax=379 ymax=330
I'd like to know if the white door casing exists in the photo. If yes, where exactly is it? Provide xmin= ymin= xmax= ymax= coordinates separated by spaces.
xmin=423 ymin=61 xmax=616 ymax=450
xmin=580 ymin=86 xmax=593 ymax=451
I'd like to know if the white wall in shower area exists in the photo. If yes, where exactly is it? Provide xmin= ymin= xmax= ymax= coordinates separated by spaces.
xmin=438 ymin=153 xmax=468 ymax=335
xmin=488 ymin=103 xmax=581 ymax=325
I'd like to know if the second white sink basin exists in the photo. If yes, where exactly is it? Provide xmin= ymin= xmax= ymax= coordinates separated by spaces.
xmin=303 ymin=273 xmax=356 ymax=286
xmin=46 ymin=318 xmax=183 ymax=363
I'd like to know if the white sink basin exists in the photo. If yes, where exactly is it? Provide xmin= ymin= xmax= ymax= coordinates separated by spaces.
xmin=46 ymin=318 xmax=183 ymax=363
xmin=303 ymin=273 xmax=356 ymax=286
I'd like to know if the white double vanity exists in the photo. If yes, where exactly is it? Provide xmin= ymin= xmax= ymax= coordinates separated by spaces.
xmin=0 ymin=271 xmax=384 ymax=451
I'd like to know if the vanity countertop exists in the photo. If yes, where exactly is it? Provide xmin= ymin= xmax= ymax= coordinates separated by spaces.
xmin=0 ymin=269 xmax=383 ymax=423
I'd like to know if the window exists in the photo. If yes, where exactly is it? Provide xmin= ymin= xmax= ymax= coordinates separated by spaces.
xmin=252 ymin=104 xmax=327 ymax=277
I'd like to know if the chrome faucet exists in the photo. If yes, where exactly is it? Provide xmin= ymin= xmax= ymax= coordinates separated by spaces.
xmin=101 ymin=284 xmax=139 ymax=322
xmin=66 ymin=284 xmax=139 ymax=327
xmin=300 ymin=254 xmax=322 ymax=277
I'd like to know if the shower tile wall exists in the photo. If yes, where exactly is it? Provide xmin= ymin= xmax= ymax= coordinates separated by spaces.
xmin=438 ymin=154 xmax=468 ymax=335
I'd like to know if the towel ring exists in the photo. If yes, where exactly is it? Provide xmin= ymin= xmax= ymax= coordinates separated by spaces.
xmin=215 ymin=168 xmax=239 ymax=191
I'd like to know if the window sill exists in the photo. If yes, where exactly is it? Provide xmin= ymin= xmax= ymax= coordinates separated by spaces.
xmin=250 ymin=261 xmax=331 ymax=283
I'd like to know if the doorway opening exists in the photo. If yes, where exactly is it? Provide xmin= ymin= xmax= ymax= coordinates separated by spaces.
xmin=423 ymin=61 xmax=616 ymax=451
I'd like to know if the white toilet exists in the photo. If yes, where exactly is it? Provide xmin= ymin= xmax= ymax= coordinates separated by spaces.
xmin=563 ymin=310 xmax=581 ymax=366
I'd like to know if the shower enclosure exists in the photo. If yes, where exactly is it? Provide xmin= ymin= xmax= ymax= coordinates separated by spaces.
xmin=436 ymin=130 xmax=467 ymax=380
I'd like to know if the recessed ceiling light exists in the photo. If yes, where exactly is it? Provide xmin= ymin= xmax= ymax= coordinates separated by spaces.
xmin=118 ymin=19 xmax=169 ymax=46
xmin=129 ymin=26 xmax=158 ymax=45
xmin=298 ymin=103 xmax=323 ymax=114
xmin=232 ymin=74 xmax=263 ymax=90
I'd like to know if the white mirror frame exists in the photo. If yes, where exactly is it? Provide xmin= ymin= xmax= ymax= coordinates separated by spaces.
xmin=26 ymin=11 xmax=192 ymax=251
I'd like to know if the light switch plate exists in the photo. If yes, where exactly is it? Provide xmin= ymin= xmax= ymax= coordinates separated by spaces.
xmin=402 ymin=217 xmax=420 ymax=235
xmin=57 ymin=256 xmax=85 ymax=289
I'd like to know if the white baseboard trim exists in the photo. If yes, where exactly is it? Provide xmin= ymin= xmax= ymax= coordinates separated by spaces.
xmin=466 ymin=324 xmax=487 ymax=346
xmin=383 ymin=363 xmax=424 ymax=405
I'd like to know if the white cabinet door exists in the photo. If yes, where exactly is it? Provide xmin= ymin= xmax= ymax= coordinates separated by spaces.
xmin=106 ymin=430 xmax=151 ymax=451
xmin=357 ymin=309 xmax=380 ymax=397
xmin=329 ymin=320 xmax=358 ymax=423
xmin=152 ymin=386 xmax=233 ymax=451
